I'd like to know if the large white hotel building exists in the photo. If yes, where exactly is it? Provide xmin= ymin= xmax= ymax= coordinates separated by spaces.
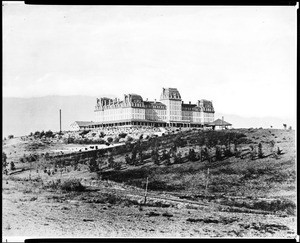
xmin=71 ymin=88 xmax=214 ymax=130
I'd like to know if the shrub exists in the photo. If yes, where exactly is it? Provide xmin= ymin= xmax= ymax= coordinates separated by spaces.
xmin=107 ymin=137 xmax=113 ymax=144
xmin=8 ymin=135 xmax=14 ymax=139
xmin=125 ymin=154 xmax=131 ymax=164
xmin=269 ymin=140 xmax=275 ymax=152
xmin=108 ymin=154 xmax=115 ymax=168
xmin=160 ymin=149 xmax=170 ymax=162
xmin=2 ymin=152 xmax=8 ymax=170
xmin=258 ymin=143 xmax=263 ymax=158
xmin=138 ymin=151 xmax=144 ymax=164
xmin=250 ymin=149 xmax=257 ymax=160
xmin=151 ymin=149 xmax=160 ymax=165
xmin=45 ymin=130 xmax=54 ymax=138
xmin=126 ymin=136 xmax=134 ymax=142
xmin=80 ymin=130 xmax=90 ymax=136
xmin=10 ymin=161 xmax=16 ymax=171
xmin=113 ymin=162 xmax=122 ymax=170
xmin=253 ymin=199 xmax=296 ymax=215
xmin=60 ymin=179 xmax=85 ymax=192
xmin=97 ymin=139 xmax=106 ymax=144
xmin=88 ymin=157 xmax=99 ymax=172
xmin=187 ymin=148 xmax=198 ymax=162
xmin=114 ymin=137 xmax=120 ymax=143
xmin=174 ymin=152 xmax=183 ymax=164
xmin=119 ymin=133 xmax=127 ymax=139
xmin=174 ymin=136 xmax=187 ymax=148
xmin=215 ymin=146 xmax=222 ymax=161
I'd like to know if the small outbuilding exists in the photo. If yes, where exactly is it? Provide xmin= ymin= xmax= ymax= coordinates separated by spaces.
xmin=70 ymin=121 xmax=94 ymax=131
xmin=208 ymin=119 xmax=232 ymax=130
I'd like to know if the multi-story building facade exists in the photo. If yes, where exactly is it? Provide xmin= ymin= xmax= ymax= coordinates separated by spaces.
xmin=90 ymin=88 xmax=214 ymax=129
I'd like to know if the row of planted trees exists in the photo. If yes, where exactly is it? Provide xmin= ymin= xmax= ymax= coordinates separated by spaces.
xmin=86 ymin=131 xmax=282 ymax=174
xmin=5 ymin=131 xmax=284 ymax=177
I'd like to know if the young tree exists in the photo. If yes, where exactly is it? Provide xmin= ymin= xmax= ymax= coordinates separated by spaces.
xmin=215 ymin=145 xmax=222 ymax=161
xmin=207 ymin=147 xmax=213 ymax=163
xmin=188 ymin=148 xmax=197 ymax=162
xmin=131 ymin=145 xmax=138 ymax=164
xmin=108 ymin=154 xmax=115 ymax=168
xmin=88 ymin=157 xmax=98 ymax=172
xmin=277 ymin=147 xmax=283 ymax=155
xmin=283 ymin=124 xmax=287 ymax=130
xmin=174 ymin=135 xmax=186 ymax=148
xmin=151 ymin=149 xmax=160 ymax=165
xmin=174 ymin=151 xmax=183 ymax=164
xmin=125 ymin=154 xmax=131 ymax=164
xmin=2 ymin=152 xmax=8 ymax=173
xmin=269 ymin=140 xmax=275 ymax=154
xmin=258 ymin=143 xmax=264 ymax=158
xmin=107 ymin=137 xmax=113 ymax=144
xmin=138 ymin=150 xmax=144 ymax=164
xmin=40 ymin=130 xmax=45 ymax=138
xmin=160 ymin=149 xmax=168 ymax=162
xmin=45 ymin=130 xmax=53 ymax=138
xmin=198 ymin=147 xmax=204 ymax=162
xmin=165 ymin=152 xmax=171 ymax=165
xmin=250 ymin=145 xmax=257 ymax=160
xmin=224 ymin=143 xmax=233 ymax=158
xmin=113 ymin=161 xmax=122 ymax=170
xmin=10 ymin=161 xmax=16 ymax=171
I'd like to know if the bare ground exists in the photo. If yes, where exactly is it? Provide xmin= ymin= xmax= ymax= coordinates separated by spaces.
xmin=2 ymin=128 xmax=297 ymax=239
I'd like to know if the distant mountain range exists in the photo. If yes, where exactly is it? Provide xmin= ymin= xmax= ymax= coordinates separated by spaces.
xmin=214 ymin=112 xmax=295 ymax=131
xmin=2 ymin=96 xmax=295 ymax=138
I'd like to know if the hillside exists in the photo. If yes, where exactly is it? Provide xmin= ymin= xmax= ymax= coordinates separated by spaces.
xmin=2 ymin=127 xmax=296 ymax=238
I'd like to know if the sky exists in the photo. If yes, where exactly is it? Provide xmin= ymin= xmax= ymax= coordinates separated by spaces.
xmin=3 ymin=3 xmax=297 ymax=120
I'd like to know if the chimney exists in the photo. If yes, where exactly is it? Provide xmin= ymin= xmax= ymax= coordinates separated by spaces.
xmin=189 ymin=101 xmax=191 ymax=104
xmin=154 ymin=99 xmax=156 ymax=103
xmin=182 ymin=101 xmax=184 ymax=104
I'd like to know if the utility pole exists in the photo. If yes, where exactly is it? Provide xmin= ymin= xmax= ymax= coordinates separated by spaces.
xmin=144 ymin=177 xmax=149 ymax=204
xmin=205 ymin=168 xmax=210 ymax=196
xmin=59 ymin=109 xmax=62 ymax=134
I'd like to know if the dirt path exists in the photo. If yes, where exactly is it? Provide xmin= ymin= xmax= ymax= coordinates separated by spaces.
xmin=3 ymin=179 xmax=296 ymax=239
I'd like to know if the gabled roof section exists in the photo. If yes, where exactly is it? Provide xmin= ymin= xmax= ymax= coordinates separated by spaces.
xmin=198 ymin=99 xmax=214 ymax=113
xmin=209 ymin=119 xmax=232 ymax=126
xmin=73 ymin=121 xmax=94 ymax=127
xmin=160 ymin=87 xmax=182 ymax=101
xmin=144 ymin=101 xmax=166 ymax=109
xmin=127 ymin=93 xmax=143 ymax=101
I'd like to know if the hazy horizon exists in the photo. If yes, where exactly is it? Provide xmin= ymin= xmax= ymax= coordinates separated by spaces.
xmin=3 ymin=95 xmax=296 ymax=138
